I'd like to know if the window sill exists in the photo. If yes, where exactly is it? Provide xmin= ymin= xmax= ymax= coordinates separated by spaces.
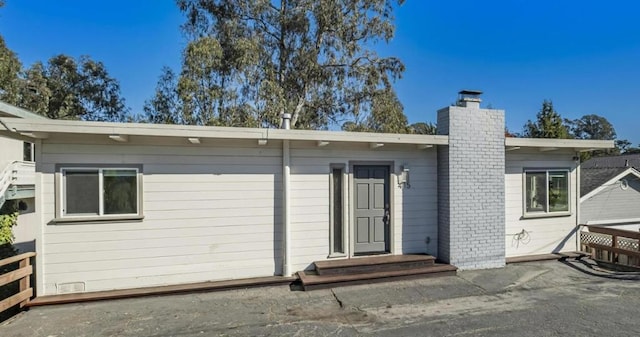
xmin=53 ymin=215 xmax=145 ymax=224
xmin=521 ymin=212 xmax=572 ymax=219
xmin=327 ymin=253 xmax=348 ymax=259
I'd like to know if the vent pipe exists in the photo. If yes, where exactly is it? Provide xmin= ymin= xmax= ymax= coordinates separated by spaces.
xmin=282 ymin=113 xmax=291 ymax=130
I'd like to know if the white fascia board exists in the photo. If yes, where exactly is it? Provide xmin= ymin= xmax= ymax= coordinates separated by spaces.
xmin=0 ymin=101 xmax=48 ymax=119
xmin=266 ymin=128 xmax=448 ymax=145
xmin=0 ymin=117 xmax=449 ymax=146
xmin=580 ymin=167 xmax=640 ymax=202
xmin=0 ymin=118 xmax=268 ymax=140
xmin=506 ymin=137 xmax=614 ymax=151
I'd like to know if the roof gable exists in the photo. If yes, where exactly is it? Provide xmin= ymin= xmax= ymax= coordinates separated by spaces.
xmin=581 ymin=167 xmax=640 ymax=200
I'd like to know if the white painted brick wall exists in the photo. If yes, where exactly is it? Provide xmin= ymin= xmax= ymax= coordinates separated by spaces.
xmin=437 ymin=105 xmax=506 ymax=270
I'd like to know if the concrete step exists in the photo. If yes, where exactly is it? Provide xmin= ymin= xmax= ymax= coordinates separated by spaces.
xmin=298 ymin=263 xmax=457 ymax=291
xmin=314 ymin=254 xmax=436 ymax=276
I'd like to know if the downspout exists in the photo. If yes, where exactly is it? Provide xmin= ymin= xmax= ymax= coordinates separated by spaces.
xmin=34 ymin=139 xmax=45 ymax=296
xmin=282 ymin=113 xmax=292 ymax=276
xmin=575 ymin=152 xmax=581 ymax=251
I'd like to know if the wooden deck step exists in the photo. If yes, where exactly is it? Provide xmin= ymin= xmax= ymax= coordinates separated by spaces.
xmin=298 ymin=263 xmax=457 ymax=291
xmin=506 ymin=251 xmax=589 ymax=264
xmin=27 ymin=276 xmax=296 ymax=307
xmin=314 ymin=254 xmax=435 ymax=275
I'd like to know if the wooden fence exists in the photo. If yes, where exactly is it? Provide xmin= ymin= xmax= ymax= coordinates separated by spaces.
xmin=0 ymin=252 xmax=35 ymax=315
xmin=580 ymin=225 xmax=640 ymax=269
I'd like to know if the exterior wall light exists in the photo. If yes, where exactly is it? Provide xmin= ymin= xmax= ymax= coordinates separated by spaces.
xmin=398 ymin=164 xmax=410 ymax=188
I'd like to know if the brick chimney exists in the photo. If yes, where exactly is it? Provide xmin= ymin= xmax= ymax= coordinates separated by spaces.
xmin=436 ymin=90 xmax=506 ymax=270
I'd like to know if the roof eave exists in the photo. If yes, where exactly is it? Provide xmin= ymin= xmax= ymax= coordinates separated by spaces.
xmin=0 ymin=101 xmax=49 ymax=120
xmin=0 ymin=118 xmax=448 ymax=146
xmin=505 ymin=137 xmax=614 ymax=151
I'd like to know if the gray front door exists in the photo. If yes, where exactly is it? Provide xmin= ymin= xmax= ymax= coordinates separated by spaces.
xmin=354 ymin=165 xmax=390 ymax=254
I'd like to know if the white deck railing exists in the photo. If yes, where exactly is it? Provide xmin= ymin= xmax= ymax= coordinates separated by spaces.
xmin=11 ymin=161 xmax=35 ymax=186
xmin=0 ymin=161 xmax=36 ymax=207
xmin=0 ymin=162 xmax=13 ymax=203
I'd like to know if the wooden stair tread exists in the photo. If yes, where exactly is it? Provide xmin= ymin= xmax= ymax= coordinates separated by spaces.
xmin=298 ymin=264 xmax=457 ymax=286
xmin=314 ymin=254 xmax=435 ymax=270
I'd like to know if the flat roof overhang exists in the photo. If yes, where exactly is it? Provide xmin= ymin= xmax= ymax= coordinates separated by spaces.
xmin=0 ymin=117 xmax=448 ymax=147
xmin=1 ymin=115 xmax=616 ymax=151
xmin=505 ymin=137 xmax=615 ymax=152
xmin=0 ymin=101 xmax=48 ymax=119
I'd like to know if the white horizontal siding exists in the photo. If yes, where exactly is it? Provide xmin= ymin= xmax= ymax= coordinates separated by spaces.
xmin=38 ymin=138 xmax=438 ymax=295
xmin=39 ymin=140 xmax=283 ymax=295
xmin=0 ymin=136 xmax=24 ymax=168
xmin=581 ymin=175 xmax=640 ymax=224
xmin=505 ymin=150 xmax=579 ymax=257
xmin=288 ymin=146 xmax=438 ymax=272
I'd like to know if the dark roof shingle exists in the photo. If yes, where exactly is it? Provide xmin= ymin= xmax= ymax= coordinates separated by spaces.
xmin=582 ymin=154 xmax=640 ymax=169
xmin=580 ymin=167 xmax=629 ymax=197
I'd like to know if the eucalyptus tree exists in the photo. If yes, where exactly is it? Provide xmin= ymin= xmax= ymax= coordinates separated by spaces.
xmin=24 ymin=55 xmax=129 ymax=121
xmin=0 ymin=50 xmax=129 ymax=121
xmin=0 ymin=36 xmax=21 ymax=105
xmin=156 ymin=0 xmax=406 ymax=129
xmin=144 ymin=67 xmax=183 ymax=124
xmin=1 ymin=1 xmax=128 ymax=122
xmin=342 ymin=88 xmax=408 ymax=133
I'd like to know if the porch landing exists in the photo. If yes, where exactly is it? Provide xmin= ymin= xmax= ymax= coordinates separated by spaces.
xmin=297 ymin=254 xmax=457 ymax=290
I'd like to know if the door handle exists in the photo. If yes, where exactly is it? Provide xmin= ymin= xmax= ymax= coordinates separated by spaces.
xmin=383 ymin=210 xmax=390 ymax=224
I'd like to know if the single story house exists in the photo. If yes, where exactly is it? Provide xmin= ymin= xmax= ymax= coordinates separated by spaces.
xmin=0 ymin=92 xmax=613 ymax=297
xmin=580 ymin=159 xmax=640 ymax=231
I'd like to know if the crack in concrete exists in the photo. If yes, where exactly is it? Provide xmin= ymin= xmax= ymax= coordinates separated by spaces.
xmin=330 ymin=289 xmax=344 ymax=309
xmin=456 ymin=275 xmax=491 ymax=294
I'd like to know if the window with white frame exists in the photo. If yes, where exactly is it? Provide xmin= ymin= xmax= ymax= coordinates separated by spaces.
xmin=329 ymin=164 xmax=346 ymax=255
xmin=61 ymin=167 xmax=140 ymax=217
xmin=524 ymin=169 xmax=569 ymax=215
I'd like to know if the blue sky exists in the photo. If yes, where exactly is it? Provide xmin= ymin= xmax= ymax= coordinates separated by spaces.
xmin=1 ymin=1 xmax=639 ymax=145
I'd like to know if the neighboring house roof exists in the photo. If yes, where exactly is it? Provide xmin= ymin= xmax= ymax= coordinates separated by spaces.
xmin=582 ymin=154 xmax=640 ymax=170
xmin=580 ymin=166 xmax=640 ymax=200
xmin=0 ymin=101 xmax=48 ymax=119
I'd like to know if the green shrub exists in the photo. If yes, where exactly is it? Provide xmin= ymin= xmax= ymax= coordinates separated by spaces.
xmin=0 ymin=201 xmax=19 ymax=322
xmin=0 ymin=212 xmax=18 ymax=246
